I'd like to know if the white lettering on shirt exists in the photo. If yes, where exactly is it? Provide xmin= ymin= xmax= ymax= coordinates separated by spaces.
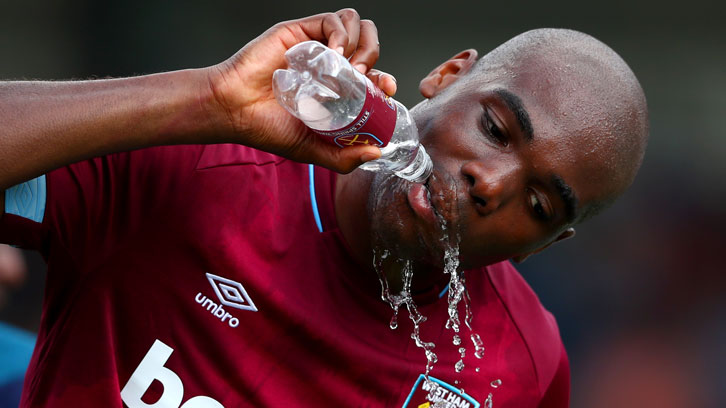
xmin=121 ymin=339 xmax=224 ymax=408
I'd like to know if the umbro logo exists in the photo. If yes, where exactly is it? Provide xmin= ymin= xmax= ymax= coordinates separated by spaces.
xmin=195 ymin=273 xmax=257 ymax=328
xmin=206 ymin=272 xmax=258 ymax=312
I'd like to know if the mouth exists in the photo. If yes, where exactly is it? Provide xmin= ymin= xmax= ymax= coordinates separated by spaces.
xmin=406 ymin=178 xmax=437 ymax=226
xmin=406 ymin=171 xmax=461 ymax=232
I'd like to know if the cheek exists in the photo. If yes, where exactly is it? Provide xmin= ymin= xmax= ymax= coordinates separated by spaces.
xmin=420 ymin=105 xmax=481 ymax=152
xmin=458 ymin=207 xmax=543 ymax=268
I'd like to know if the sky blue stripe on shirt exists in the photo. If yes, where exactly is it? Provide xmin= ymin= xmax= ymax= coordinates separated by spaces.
xmin=308 ymin=165 xmax=323 ymax=233
xmin=5 ymin=175 xmax=46 ymax=223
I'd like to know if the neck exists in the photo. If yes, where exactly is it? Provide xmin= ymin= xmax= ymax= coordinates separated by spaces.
xmin=334 ymin=169 xmax=375 ymax=270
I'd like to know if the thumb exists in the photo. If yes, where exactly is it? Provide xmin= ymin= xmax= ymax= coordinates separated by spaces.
xmin=313 ymin=144 xmax=381 ymax=174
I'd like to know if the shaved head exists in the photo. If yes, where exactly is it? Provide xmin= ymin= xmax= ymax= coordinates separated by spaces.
xmin=469 ymin=28 xmax=649 ymax=222
xmin=341 ymin=28 xmax=652 ymax=271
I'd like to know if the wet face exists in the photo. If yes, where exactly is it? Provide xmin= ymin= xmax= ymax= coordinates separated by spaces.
xmin=368 ymin=70 xmax=619 ymax=271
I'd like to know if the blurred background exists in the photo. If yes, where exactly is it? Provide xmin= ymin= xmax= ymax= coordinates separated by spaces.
xmin=0 ymin=0 xmax=723 ymax=406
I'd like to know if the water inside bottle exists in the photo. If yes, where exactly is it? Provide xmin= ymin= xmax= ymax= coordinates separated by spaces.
xmin=274 ymin=41 xmax=433 ymax=183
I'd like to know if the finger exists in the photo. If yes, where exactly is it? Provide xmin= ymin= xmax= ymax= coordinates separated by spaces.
xmin=336 ymin=8 xmax=360 ymax=57
xmin=297 ymin=12 xmax=348 ymax=55
xmin=301 ymin=136 xmax=381 ymax=174
xmin=349 ymin=19 xmax=380 ymax=74
xmin=320 ymin=13 xmax=349 ymax=55
xmin=324 ymin=145 xmax=382 ymax=174
xmin=0 ymin=244 xmax=26 ymax=287
xmin=366 ymin=69 xmax=397 ymax=96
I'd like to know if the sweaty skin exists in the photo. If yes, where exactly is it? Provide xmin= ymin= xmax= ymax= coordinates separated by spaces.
xmin=336 ymin=29 xmax=648 ymax=292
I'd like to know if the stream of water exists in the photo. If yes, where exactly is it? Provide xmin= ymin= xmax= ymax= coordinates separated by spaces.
xmin=369 ymin=173 xmax=500 ymax=406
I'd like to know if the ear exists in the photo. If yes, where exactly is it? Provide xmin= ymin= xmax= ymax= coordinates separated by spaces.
xmin=511 ymin=228 xmax=576 ymax=264
xmin=419 ymin=49 xmax=478 ymax=98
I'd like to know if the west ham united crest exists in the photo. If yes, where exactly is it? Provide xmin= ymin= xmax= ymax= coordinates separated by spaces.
xmin=334 ymin=132 xmax=384 ymax=147
xmin=401 ymin=375 xmax=480 ymax=408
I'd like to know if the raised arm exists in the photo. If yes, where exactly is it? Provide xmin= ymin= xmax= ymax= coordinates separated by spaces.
xmin=0 ymin=9 xmax=394 ymax=192
xmin=0 ymin=70 xmax=212 ymax=190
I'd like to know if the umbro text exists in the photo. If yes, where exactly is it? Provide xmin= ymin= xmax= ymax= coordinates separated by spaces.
xmin=195 ymin=293 xmax=240 ymax=328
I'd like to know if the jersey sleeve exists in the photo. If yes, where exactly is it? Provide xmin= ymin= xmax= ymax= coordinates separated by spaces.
xmin=0 ymin=145 xmax=204 ymax=267
xmin=538 ymin=341 xmax=571 ymax=408
xmin=0 ymin=175 xmax=49 ymax=250
xmin=486 ymin=261 xmax=571 ymax=406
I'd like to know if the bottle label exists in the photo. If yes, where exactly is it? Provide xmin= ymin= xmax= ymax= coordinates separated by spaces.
xmin=312 ymin=78 xmax=397 ymax=148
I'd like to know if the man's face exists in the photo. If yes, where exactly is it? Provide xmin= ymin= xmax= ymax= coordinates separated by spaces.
xmin=368 ymin=69 xmax=617 ymax=270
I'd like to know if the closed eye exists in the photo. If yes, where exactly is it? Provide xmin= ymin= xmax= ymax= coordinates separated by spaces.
xmin=528 ymin=190 xmax=551 ymax=221
xmin=482 ymin=108 xmax=509 ymax=147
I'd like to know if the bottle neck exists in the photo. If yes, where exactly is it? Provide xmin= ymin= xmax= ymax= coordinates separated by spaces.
xmin=394 ymin=145 xmax=433 ymax=183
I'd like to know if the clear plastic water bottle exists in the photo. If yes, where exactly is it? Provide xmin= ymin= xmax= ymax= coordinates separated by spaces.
xmin=272 ymin=41 xmax=433 ymax=183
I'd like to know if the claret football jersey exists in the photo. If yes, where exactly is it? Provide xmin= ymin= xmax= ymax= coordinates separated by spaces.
xmin=0 ymin=144 xmax=569 ymax=407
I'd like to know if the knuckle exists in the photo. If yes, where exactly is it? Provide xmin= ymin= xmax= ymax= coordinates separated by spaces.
xmin=366 ymin=46 xmax=380 ymax=60
xmin=361 ymin=19 xmax=377 ymax=30
xmin=338 ymin=8 xmax=359 ymax=19
xmin=270 ymin=21 xmax=286 ymax=32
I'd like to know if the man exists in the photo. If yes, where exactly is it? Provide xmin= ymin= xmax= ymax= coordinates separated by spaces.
xmin=0 ymin=8 xmax=648 ymax=408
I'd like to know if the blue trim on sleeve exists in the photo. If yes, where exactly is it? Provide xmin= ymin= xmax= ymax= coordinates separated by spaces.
xmin=308 ymin=165 xmax=323 ymax=233
xmin=5 ymin=175 xmax=46 ymax=223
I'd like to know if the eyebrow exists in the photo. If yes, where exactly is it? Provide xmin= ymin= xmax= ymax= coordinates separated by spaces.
xmin=552 ymin=174 xmax=579 ymax=224
xmin=492 ymin=89 xmax=576 ymax=222
xmin=494 ymin=89 xmax=534 ymax=142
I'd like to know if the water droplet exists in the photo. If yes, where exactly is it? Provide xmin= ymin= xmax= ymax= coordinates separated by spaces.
xmin=475 ymin=367 xmax=480 ymax=372
xmin=453 ymin=335 xmax=461 ymax=345
xmin=455 ymin=359 xmax=465 ymax=373
xmin=484 ymin=393 xmax=493 ymax=408
xmin=490 ymin=379 xmax=502 ymax=388
xmin=471 ymin=333 xmax=485 ymax=359
xmin=389 ymin=311 xmax=398 ymax=330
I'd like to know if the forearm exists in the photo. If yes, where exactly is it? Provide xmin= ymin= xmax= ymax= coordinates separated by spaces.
xmin=0 ymin=68 xmax=225 ymax=190
xmin=0 ymin=9 xmax=389 ymax=190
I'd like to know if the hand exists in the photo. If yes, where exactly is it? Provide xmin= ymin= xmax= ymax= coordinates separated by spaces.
xmin=0 ymin=244 xmax=26 ymax=309
xmin=205 ymin=9 xmax=398 ymax=173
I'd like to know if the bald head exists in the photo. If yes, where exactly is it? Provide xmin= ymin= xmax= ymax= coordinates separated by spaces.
xmin=470 ymin=28 xmax=649 ymax=222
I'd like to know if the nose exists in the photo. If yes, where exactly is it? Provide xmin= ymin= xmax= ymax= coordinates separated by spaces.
xmin=461 ymin=160 xmax=519 ymax=216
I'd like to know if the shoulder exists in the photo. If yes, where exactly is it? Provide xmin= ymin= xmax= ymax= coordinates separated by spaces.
xmin=484 ymin=261 xmax=568 ymax=399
